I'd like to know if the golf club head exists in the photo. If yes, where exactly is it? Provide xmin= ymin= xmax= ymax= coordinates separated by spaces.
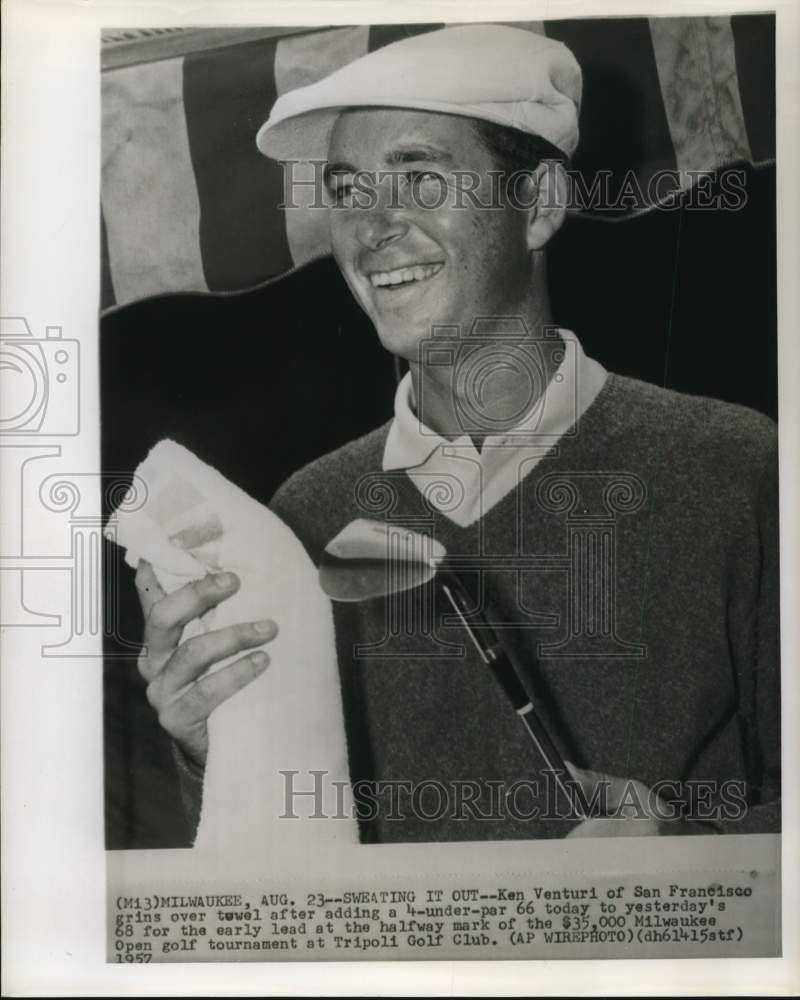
xmin=319 ymin=518 xmax=447 ymax=602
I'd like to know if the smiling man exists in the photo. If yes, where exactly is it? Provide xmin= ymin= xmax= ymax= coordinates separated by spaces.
xmin=319 ymin=106 xmax=568 ymax=443
xmin=137 ymin=24 xmax=780 ymax=842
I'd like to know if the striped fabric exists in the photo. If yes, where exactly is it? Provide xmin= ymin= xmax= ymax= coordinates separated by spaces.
xmin=100 ymin=16 xmax=775 ymax=311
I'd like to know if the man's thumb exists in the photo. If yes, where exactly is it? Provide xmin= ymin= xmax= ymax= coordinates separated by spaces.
xmin=565 ymin=762 xmax=653 ymax=818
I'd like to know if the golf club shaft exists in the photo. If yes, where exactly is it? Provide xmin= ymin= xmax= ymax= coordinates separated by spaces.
xmin=439 ymin=574 xmax=582 ymax=817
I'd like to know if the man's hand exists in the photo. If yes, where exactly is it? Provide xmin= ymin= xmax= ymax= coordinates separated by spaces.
xmin=565 ymin=764 xmax=669 ymax=838
xmin=135 ymin=560 xmax=278 ymax=769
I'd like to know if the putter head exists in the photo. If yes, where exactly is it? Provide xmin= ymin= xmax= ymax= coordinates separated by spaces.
xmin=319 ymin=518 xmax=447 ymax=602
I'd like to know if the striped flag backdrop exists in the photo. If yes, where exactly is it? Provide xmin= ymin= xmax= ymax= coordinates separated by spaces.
xmin=100 ymin=16 xmax=775 ymax=312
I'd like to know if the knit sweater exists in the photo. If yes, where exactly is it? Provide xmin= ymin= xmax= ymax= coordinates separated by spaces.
xmin=269 ymin=373 xmax=780 ymax=842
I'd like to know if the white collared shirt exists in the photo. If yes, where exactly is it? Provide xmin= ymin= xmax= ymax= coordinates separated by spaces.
xmin=382 ymin=330 xmax=607 ymax=527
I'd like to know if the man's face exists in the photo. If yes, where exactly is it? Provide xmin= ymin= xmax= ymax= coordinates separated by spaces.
xmin=325 ymin=109 xmax=535 ymax=361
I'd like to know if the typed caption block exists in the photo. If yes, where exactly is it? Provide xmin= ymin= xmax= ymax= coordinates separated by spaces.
xmin=109 ymin=867 xmax=778 ymax=962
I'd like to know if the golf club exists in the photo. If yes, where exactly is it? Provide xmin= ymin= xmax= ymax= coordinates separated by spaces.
xmin=319 ymin=518 xmax=583 ymax=817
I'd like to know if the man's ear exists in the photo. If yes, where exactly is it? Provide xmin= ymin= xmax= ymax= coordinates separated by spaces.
xmin=525 ymin=160 xmax=568 ymax=251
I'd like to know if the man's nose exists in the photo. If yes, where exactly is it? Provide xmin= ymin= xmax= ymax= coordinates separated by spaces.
xmin=355 ymin=201 xmax=409 ymax=251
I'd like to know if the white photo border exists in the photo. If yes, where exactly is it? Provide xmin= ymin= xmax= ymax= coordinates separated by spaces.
xmin=1 ymin=0 xmax=798 ymax=995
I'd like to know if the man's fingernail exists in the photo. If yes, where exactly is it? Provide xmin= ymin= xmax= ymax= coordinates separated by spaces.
xmin=251 ymin=651 xmax=269 ymax=670
xmin=253 ymin=620 xmax=276 ymax=636
xmin=214 ymin=572 xmax=236 ymax=589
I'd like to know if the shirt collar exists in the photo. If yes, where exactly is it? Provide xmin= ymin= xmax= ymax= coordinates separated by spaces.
xmin=383 ymin=329 xmax=604 ymax=472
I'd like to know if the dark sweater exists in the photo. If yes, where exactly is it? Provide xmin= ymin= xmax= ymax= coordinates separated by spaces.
xmin=270 ymin=373 xmax=780 ymax=842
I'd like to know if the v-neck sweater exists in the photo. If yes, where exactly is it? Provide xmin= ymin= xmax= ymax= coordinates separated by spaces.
xmin=270 ymin=372 xmax=780 ymax=842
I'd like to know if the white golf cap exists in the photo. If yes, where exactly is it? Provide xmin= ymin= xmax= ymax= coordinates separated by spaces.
xmin=257 ymin=24 xmax=582 ymax=162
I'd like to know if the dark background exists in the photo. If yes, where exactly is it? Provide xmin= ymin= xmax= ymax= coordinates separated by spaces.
xmin=102 ymin=162 xmax=777 ymax=848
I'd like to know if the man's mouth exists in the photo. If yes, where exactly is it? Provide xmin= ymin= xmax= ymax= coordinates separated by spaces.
xmin=368 ymin=262 xmax=444 ymax=289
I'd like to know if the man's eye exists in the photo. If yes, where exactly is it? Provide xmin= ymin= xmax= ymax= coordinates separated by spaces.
xmin=407 ymin=170 xmax=443 ymax=185
xmin=327 ymin=179 xmax=355 ymax=204
xmin=403 ymin=170 xmax=447 ymax=205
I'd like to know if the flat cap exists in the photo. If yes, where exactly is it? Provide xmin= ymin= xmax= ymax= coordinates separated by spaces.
xmin=257 ymin=24 xmax=582 ymax=161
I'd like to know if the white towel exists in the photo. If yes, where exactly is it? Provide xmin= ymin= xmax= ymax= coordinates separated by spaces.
xmin=104 ymin=440 xmax=357 ymax=858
